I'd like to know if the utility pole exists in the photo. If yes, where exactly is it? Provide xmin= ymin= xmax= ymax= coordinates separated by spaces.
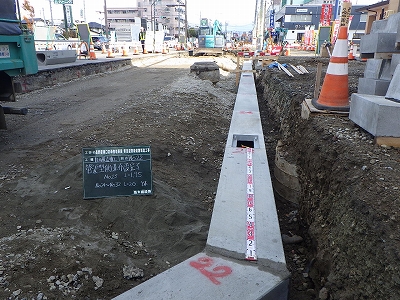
xmin=63 ymin=4 xmax=68 ymax=36
xmin=184 ymin=0 xmax=188 ymax=45
xmin=49 ymin=0 xmax=54 ymax=25
xmin=104 ymin=0 xmax=109 ymax=38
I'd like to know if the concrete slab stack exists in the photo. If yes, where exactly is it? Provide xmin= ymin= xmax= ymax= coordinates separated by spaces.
xmin=358 ymin=13 xmax=400 ymax=96
xmin=350 ymin=13 xmax=400 ymax=145
xmin=360 ymin=13 xmax=400 ymax=59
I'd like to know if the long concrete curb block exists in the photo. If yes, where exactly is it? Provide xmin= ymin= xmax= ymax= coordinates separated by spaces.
xmin=113 ymin=60 xmax=289 ymax=300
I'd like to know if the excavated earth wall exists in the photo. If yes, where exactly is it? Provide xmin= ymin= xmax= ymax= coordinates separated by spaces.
xmin=256 ymin=56 xmax=400 ymax=300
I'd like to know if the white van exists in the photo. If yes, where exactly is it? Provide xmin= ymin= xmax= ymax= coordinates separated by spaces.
xmin=164 ymin=36 xmax=177 ymax=48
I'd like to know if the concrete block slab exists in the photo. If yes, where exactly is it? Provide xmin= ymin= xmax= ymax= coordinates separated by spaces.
xmin=207 ymin=145 xmax=286 ymax=265
xmin=390 ymin=54 xmax=400 ymax=74
xmin=36 ymin=50 xmax=77 ymax=66
xmin=370 ymin=12 xmax=400 ymax=33
xmin=350 ymin=93 xmax=400 ymax=137
xmin=360 ymin=33 xmax=400 ymax=55
xmin=386 ymin=64 xmax=400 ymax=101
xmin=397 ymin=23 xmax=400 ymax=49
xmin=207 ymin=61 xmax=287 ymax=271
xmin=358 ymin=77 xmax=391 ymax=96
xmin=190 ymin=61 xmax=220 ymax=83
xmin=113 ymin=252 xmax=289 ymax=300
xmin=363 ymin=59 xmax=384 ymax=79
xmin=112 ymin=59 xmax=289 ymax=300
xmin=380 ymin=59 xmax=392 ymax=80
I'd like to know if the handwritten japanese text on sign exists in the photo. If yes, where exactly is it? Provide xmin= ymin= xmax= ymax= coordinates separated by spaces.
xmin=82 ymin=145 xmax=153 ymax=199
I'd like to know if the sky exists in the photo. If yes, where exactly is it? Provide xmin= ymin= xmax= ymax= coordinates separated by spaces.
xmin=21 ymin=0 xmax=257 ymax=31
xmin=20 ymin=0 xmax=379 ymax=32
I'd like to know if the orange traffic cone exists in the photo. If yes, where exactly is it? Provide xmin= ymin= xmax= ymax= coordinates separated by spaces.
xmin=162 ymin=44 xmax=167 ymax=54
xmin=311 ymin=26 xmax=350 ymax=112
xmin=106 ymin=48 xmax=115 ymax=58
xmin=284 ymin=47 xmax=290 ymax=56
xmin=348 ymin=43 xmax=355 ymax=60
xmin=143 ymin=48 xmax=148 ymax=54
xmin=122 ymin=46 xmax=128 ymax=57
xmin=133 ymin=45 xmax=139 ymax=55
xmin=101 ymin=44 xmax=107 ymax=54
xmin=89 ymin=43 xmax=97 ymax=60
xmin=267 ymin=44 xmax=272 ymax=54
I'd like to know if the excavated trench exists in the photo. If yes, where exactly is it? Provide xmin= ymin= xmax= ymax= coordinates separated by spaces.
xmin=255 ymin=57 xmax=400 ymax=300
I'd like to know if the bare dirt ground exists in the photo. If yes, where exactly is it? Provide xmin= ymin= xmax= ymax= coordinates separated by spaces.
xmin=0 ymin=55 xmax=237 ymax=299
xmin=1 ymin=52 xmax=399 ymax=300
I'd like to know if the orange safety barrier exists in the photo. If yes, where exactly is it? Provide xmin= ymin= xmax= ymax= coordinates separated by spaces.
xmin=312 ymin=26 xmax=350 ymax=112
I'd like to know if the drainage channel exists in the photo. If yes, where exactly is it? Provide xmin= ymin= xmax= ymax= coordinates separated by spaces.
xmin=113 ymin=60 xmax=289 ymax=300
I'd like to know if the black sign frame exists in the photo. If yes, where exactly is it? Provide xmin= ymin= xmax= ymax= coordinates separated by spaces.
xmin=82 ymin=145 xmax=153 ymax=199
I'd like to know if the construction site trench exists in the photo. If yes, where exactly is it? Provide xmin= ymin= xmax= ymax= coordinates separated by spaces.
xmin=0 ymin=53 xmax=399 ymax=299
xmin=256 ymin=55 xmax=400 ymax=300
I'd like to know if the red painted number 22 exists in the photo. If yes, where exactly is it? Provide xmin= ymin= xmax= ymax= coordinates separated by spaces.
xmin=189 ymin=256 xmax=232 ymax=285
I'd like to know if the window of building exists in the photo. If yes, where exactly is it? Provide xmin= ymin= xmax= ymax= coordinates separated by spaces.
xmin=285 ymin=14 xmax=312 ymax=22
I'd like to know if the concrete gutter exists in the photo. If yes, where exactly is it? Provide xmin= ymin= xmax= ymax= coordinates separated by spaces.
xmin=113 ymin=60 xmax=289 ymax=299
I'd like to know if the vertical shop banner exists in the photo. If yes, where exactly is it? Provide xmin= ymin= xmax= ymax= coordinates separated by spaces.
xmin=320 ymin=4 xmax=333 ymax=26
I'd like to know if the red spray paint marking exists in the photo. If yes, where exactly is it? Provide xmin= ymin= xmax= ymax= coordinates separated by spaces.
xmin=239 ymin=111 xmax=253 ymax=114
xmin=189 ymin=256 xmax=232 ymax=285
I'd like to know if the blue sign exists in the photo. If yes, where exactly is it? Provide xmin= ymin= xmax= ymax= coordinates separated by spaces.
xmin=269 ymin=9 xmax=275 ymax=28
xmin=54 ymin=0 xmax=73 ymax=4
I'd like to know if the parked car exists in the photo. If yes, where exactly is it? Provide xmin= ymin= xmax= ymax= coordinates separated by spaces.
xmin=55 ymin=33 xmax=66 ymax=40
xmin=164 ymin=36 xmax=177 ymax=48
xmin=91 ymin=36 xmax=109 ymax=50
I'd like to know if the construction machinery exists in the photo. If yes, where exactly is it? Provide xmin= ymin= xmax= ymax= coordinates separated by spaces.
xmin=195 ymin=18 xmax=225 ymax=56
xmin=0 ymin=0 xmax=38 ymax=129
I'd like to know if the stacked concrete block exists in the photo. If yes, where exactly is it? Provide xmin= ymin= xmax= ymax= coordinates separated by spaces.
xmin=386 ymin=64 xmax=400 ymax=102
xmin=360 ymin=13 xmax=400 ymax=58
xmin=358 ymin=59 xmax=391 ymax=96
xmin=350 ymin=58 xmax=400 ymax=139
xmin=351 ymin=13 xmax=400 ymax=141
xmin=358 ymin=13 xmax=400 ymax=96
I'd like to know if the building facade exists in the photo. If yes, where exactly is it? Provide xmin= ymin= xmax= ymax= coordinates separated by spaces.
xmin=137 ymin=0 xmax=186 ymax=37
xmin=105 ymin=1 xmax=186 ymax=42
xmin=273 ymin=3 xmax=367 ymax=43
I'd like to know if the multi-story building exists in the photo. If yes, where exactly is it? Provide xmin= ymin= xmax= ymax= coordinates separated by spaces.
xmin=106 ymin=1 xmax=186 ymax=42
xmin=272 ymin=1 xmax=367 ymax=44
xmin=107 ymin=7 xmax=147 ymax=42
xmin=137 ymin=0 xmax=186 ymax=37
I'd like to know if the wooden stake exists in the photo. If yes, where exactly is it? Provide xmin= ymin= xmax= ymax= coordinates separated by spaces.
xmin=314 ymin=62 xmax=322 ymax=99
